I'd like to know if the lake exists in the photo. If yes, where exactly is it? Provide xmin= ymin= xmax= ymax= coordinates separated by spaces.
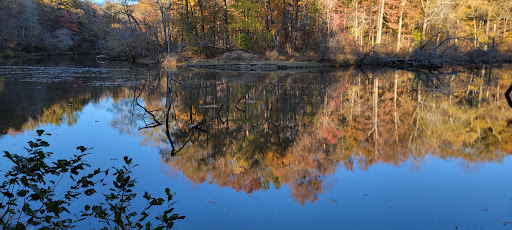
xmin=1 ymin=57 xmax=512 ymax=229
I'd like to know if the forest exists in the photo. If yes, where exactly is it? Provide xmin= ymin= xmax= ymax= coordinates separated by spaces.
xmin=1 ymin=0 xmax=512 ymax=64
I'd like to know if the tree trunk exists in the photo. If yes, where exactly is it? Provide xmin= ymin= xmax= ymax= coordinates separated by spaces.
xmin=158 ymin=0 xmax=172 ymax=54
xmin=212 ymin=11 xmax=217 ymax=41
xmin=420 ymin=0 xmax=428 ymax=42
xmin=198 ymin=0 xmax=206 ymax=41
xmin=422 ymin=18 xmax=427 ymax=42
xmin=474 ymin=17 xmax=478 ymax=48
xmin=394 ymin=73 xmax=398 ymax=129
xmin=376 ymin=0 xmax=385 ymax=45
xmin=472 ymin=4 xmax=478 ymax=48
xmin=167 ymin=16 xmax=171 ymax=53
xmin=292 ymin=0 xmax=299 ymax=51
xmin=436 ymin=25 xmax=441 ymax=45
xmin=355 ymin=1 xmax=358 ymax=44
xmin=373 ymin=76 xmax=379 ymax=157
xmin=224 ymin=0 xmax=229 ymax=49
xmin=184 ymin=0 xmax=191 ymax=42
xmin=282 ymin=0 xmax=289 ymax=46
xmin=275 ymin=30 xmax=280 ymax=51
xmin=485 ymin=7 xmax=491 ymax=50
xmin=396 ymin=0 xmax=405 ymax=52
xmin=496 ymin=74 xmax=501 ymax=103
xmin=503 ymin=16 xmax=508 ymax=42
xmin=455 ymin=19 xmax=459 ymax=46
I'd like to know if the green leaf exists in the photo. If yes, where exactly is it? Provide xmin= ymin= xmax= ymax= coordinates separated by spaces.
xmin=39 ymin=141 xmax=50 ymax=147
xmin=127 ymin=179 xmax=136 ymax=187
xmin=165 ymin=188 xmax=174 ymax=201
xmin=2 ymin=191 xmax=14 ymax=198
xmin=124 ymin=156 xmax=132 ymax=165
xmin=15 ymin=222 xmax=25 ymax=230
xmin=77 ymin=146 xmax=87 ymax=153
xmin=4 ymin=151 xmax=14 ymax=161
xmin=17 ymin=190 xmax=29 ymax=197
xmin=163 ymin=208 xmax=174 ymax=215
xmin=143 ymin=191 xmax=151 ymax=200
xmin=21 ymin=176 xmax=29 ymax=186
xmin=150 ymin=198 xmax=164 ymax=206
xmin=84 ymin=189 xmax=96 ymax=196
xmin=36 ymin=130 xmax=44 ymax=136
xmin=85 ymin=205 xmax=90 ymax=211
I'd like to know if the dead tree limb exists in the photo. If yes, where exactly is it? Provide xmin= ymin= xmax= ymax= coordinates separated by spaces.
xmin=235 ymin=95 xmax=246 ymax=113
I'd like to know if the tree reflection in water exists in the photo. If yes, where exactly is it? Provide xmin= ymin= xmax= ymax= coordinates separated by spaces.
xmin=3 ymin=66 xmax=512 ymax=205
xmin=127 ymin=67 xmax=512 ymax=205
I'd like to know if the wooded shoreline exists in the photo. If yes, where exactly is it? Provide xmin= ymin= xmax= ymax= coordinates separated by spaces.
xmin=1 ymin=0 xmax=511 ymax=71
xmin=2 ymin=47 xmax=511 ymax=72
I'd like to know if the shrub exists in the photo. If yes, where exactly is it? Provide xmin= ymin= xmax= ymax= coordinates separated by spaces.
xmin=235 ymin=33 xmax=250 ymax=51
xmin=0 ymin=130 xmax=184 ymax=229
xmin=1 ymin=50 xmax=14 ymax=59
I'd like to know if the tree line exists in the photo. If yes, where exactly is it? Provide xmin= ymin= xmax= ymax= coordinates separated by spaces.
xmin=0 ymin=0 xmax=511 ymax=60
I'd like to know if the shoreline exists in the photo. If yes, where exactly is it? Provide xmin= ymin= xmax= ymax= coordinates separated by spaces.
xmin=185 ymin=61 xmax=332 ymax=71
xmin=3 ymin=52 xmax=512 ymax=72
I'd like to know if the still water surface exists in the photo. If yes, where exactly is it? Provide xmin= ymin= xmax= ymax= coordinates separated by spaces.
xmin=1 ymin=58 xmax=512 ymax=229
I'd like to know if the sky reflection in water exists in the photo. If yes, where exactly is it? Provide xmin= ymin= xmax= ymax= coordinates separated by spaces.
xmin=0 ymin=63 xmax=512 ymax=229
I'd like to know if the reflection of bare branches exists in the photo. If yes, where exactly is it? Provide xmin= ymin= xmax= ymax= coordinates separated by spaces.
xmin=169 ymin=78 xmax=200 ymax=93
xmin=357 ymin=68 xmax=372 ymax=83
xmin=133 ymin=84 xmax=163 ymax=130
xmin=188 ymin=119 xmax=207 ymax=133
xmin=137 ymin=102 xmax=162 ymax=130
xmin=216 ymin=104 xmax=225 ymax=124
xmin=165 ymin=99 xmax=176 ymax=153
xmin=170 ymin=71 xmax=231 ymax=90
xmin=165 ymin=74 xmax=177 ymax=155
xmin=164 ymin=72 xmax=205 ymax=156
xmin=128 ymin=71 xmax=203 ymax=156
xmin=235 ymin=95 xmax=246 ymax=113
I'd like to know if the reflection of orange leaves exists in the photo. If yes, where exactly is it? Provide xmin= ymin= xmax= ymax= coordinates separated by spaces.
xmin=152 ymin=68 xmax=512 ymax=207
xmin=266 ymin=151 xmax=292 ymax=172
xmin=291 ymin=176 xmax=321 ymax=205
xmin=321 ymin=127 xmax=341 ymax=144
xmin=7 ymin=128 xmax=25 ymax=137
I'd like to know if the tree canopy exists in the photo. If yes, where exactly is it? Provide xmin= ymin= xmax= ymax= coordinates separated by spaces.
xmin=0 ymin=0 xmax=511 ymax=59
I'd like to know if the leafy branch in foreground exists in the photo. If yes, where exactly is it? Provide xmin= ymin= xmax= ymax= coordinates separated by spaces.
xmin=0 ymin=130 xmax=184 ymax=229
xmin=80 ymin=156 xmax=185 ymax=230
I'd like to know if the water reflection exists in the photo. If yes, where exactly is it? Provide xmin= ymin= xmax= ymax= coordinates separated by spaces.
xmin=1 ymin=65 xmax=512 ymax=205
